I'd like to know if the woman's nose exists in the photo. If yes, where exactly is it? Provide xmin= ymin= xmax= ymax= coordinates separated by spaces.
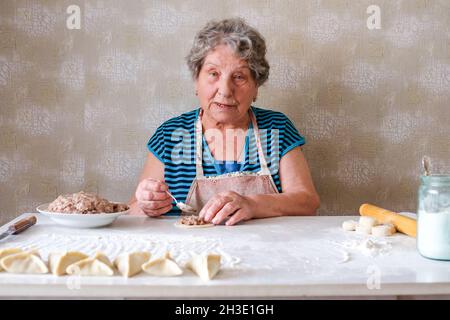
xmin=217 ymin=77 xmax=234 ymax=98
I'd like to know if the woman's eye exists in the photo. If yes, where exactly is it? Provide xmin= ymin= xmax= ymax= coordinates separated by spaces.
xmin=209 ymin=72 xmax=218 ymax=77
xmin=234 ymin=74 xmax=246 ymax=82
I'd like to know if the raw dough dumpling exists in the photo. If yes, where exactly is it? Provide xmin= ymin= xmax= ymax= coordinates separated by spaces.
xmin=66 ymin=252 xmax=114 ymax=276
xmin=0 ymin=248 xmax=23 ymax=272
xmin=372 ymin=224 xmax=396 ymax=237
xmin=0 ymin=251 xmax=48 ymax=274
xmin=114 ymin=252 xmax=151 ymax=277
xmin=342 ymin=220 xmax=358 ymax=231
xmin=142 ymin=252 xmax=183 ymax=276
xmin=48 ymin=251 xmax=88 ymax=276
xmin=93 ymin=252 xmax=114 ymax=268
xmin=186 ymin=253 xmax=221 ymax=281
xmin=359 ymin=216 xmax=378 ymax=228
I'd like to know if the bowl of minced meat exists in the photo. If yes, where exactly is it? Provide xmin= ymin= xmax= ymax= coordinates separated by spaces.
xmin=36 ymin=191 xmax=129 ymax=228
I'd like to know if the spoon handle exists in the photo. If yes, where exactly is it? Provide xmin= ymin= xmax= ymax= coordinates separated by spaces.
xmin=422 ymin=156 xmax=431 ymax=176
xmin=166 ymin=191 xmax=178 ymax=203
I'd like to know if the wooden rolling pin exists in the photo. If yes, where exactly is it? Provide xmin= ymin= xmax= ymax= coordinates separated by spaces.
xmin=359 ymin=203 xmax=417 ymax=237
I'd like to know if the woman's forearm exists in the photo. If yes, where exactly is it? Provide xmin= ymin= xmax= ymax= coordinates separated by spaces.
xmin=247 ymin=192 xmax=320 ymax=219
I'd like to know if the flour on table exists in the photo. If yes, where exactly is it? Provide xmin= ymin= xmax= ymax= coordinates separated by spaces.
xmin=342 ymin=238 xmax=392 ymax=257
xmin=337 ymin=250 xmax=351 ymax=264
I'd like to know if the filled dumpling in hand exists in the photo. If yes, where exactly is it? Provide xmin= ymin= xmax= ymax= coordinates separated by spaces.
xmin=141 ymin=252 xmax=183 ymax=276
xmin=0 ymin=250 xmax=48 ymax=274
xmin=66 ymin=252 xmax=114 ymax=276
xmin=48 ymin=251 xmax=89 ymax=276
xmin=114 ymin=252 xmax=151 ymax=278
xmin=186 ymin=253 xmax=221 ymax=281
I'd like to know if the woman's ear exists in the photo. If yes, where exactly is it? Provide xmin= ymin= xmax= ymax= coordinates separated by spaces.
xmin=253 ymin=87 xmax=259 ymax=102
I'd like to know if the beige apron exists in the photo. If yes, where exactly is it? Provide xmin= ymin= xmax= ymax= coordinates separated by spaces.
xmin=185 ymin=109 xmax=279 ymax=213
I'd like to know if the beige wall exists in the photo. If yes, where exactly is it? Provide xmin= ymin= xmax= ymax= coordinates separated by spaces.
xmin=1 ymin=0 xmax=449 ymax=225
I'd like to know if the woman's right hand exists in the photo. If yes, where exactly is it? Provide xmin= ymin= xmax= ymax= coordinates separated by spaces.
xmin=135 ymin=178 xmax=173 ymax=217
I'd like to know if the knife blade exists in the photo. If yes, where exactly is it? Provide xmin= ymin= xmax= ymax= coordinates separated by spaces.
xmin=0 ymin=215 xmax=37 ymax=241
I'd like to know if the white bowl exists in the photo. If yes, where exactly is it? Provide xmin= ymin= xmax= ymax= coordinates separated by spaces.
xmin=36 ymin=203 xmax=129 ymax=228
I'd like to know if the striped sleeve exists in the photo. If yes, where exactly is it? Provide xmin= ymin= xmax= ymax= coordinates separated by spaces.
xmin=147 ymin=124 xmax=166 ymax=164
xmin=280 ymin=116 xmax=306 ymax=157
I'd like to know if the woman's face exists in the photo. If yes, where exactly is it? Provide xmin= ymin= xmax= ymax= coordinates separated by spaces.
xmin=195 ymin=44 xmax=258 ymax=125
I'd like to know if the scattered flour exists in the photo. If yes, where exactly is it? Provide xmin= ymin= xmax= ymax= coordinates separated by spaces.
xmin=337 ymin=250 xmax=351 ymax=264
xmin=343 ymin=238 xmax=392 ymax=258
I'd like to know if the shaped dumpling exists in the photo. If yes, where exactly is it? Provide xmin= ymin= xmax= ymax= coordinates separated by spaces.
xmin=0 ymin=248 xmax=23 ymax=272
xmin=114 ymin=251 xmax=150 ymax=278
xmin=186 ymin=253 xmax=221 ymax=281
xmin=142 ymin=252 xmax=183 ymax=276
xmin=66 ymin=252 xmax=114 ymax=276
xmin=0 ymin=251 xmax=48 ymax=274
xmin=48 ymin=251 xmax=89 ymax=276
xmin=93 ymin=252 xmax=114 ymax=268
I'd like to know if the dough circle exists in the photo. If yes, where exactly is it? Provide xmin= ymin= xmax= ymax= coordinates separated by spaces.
xmin=174 ymin=221 xmax=215 ymax=229
xmin=371 ymin=224 xmax=396 ymax=237
xmin=355 ymin=224 xmax=372 ymax=235
xmin=359 ymin=216 xmax=378 ymax=228
xmin=342 ymin=220 xmax=358 ymax=231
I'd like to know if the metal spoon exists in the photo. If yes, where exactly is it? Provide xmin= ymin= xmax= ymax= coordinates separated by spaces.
xmin=166 ymin=191 xmax=197 ymax=214
xmin=422 ymin=156 xmax=431 ymax=176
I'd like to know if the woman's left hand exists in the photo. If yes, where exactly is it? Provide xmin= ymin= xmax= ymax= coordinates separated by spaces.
xmin=198 ymin=191 xmax=256 ymax=226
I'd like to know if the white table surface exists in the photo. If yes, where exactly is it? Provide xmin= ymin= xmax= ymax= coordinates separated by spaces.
xmin=0 ymin=213 xmax=449 ymax=299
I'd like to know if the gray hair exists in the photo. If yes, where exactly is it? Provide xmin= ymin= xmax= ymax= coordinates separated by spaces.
xmin=186 ymin=17 xmax=269 ymax=86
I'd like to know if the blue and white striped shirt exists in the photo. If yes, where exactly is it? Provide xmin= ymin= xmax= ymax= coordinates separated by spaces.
xmin=147 ymin=106 xmax=306 ymax=215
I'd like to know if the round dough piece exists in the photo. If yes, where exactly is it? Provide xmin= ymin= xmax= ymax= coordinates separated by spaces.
xmin=174 ymin=221 xmax=215 ymax=229
xmin=355 ymin=224 xmax=372 ymax=235
xmin=342 ymin=220 xmax=358 ymax=231
xmin=371 ymin=224 xmax=396 ymax=237
xmin=359 ymin=216 xmax=378 ymax=228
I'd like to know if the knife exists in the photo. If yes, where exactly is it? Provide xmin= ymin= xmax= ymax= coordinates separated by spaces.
xmin=0 ymin=215 xmax=37 ymax=241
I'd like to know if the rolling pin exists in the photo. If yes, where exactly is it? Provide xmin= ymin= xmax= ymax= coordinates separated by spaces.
xmin=359 ymin=203 xmax=417 ymax=237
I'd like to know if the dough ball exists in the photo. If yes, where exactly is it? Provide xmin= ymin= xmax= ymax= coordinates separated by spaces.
xmin=355 ymin=224 xmax=372 ymax=235
xmin=359 ymin=216 xmax=378 ymax=228
xmin=371 ymin=224 xmax=396 ymax=237
xmin=342 ymin=220 xmax=358 ymax=231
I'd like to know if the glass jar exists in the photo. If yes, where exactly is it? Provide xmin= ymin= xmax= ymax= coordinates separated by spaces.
xmin=417 ymin=175 xmax=450 ymax=260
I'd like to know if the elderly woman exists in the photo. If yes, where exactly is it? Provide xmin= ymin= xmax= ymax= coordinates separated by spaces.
xmin=129 ymin=18 xmax=320 ymax=225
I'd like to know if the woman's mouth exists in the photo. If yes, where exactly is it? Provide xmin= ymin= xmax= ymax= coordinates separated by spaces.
xmin=215 ymin=102 xmax=236 ymax=109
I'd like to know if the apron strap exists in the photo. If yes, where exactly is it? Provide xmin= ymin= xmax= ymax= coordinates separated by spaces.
xmin=195 ymin=108 xmax=272 ymax=178
xmin=249 ymin=111 xmax=271 ymax=175
xmin=195 ymin=111 xmax=204 ymax=178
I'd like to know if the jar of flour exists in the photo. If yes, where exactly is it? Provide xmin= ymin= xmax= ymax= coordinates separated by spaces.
xmin=417 ymin=175 xmax=450 ymax=260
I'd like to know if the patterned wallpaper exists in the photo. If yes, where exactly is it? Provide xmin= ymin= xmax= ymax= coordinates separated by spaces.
xmin=0 ymin=0 xmax=449 ymax=225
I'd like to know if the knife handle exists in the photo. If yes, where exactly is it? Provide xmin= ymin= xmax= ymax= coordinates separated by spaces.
xmin=9 ymin=215 xmax=37 ymax=234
